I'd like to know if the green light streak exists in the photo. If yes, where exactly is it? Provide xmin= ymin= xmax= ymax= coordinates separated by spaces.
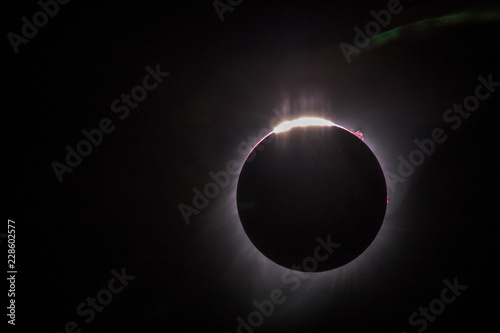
xmin=365 ymin=10 xmax=500 ymax=51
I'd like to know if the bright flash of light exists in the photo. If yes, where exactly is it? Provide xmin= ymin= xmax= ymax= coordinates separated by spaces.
xmin=273 ymin=117 xmax=335 ymax=133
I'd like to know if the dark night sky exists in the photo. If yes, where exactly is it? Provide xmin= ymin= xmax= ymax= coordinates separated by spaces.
xmin=4 ymin=0 xmax=500 ymax=332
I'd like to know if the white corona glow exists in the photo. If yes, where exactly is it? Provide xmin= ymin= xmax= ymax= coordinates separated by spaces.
xmin=200 ymin=110 xmax=399 ymax=317
xmin=273 ymin=117 xmax=335 ymax=133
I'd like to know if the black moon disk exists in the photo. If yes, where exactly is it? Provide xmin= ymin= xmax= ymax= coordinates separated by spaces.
xmin=236 ymin=124 xmax=387 ymax=272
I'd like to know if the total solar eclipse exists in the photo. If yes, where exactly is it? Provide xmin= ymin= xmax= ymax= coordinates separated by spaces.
xmin=236 ymin=118 xmax=387 ymax=272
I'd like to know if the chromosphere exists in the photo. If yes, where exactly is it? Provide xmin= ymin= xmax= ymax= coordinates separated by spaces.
xmin=236 ymin=123 xmax=387 ymax=272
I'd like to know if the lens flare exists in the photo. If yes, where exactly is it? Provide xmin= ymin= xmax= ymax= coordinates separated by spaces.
xmin=365 ymin=10 xmax=500 ymax=53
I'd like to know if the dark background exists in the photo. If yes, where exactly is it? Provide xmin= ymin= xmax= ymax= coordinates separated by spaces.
xmin=4 ymin=0 xmax=499 ymax=332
